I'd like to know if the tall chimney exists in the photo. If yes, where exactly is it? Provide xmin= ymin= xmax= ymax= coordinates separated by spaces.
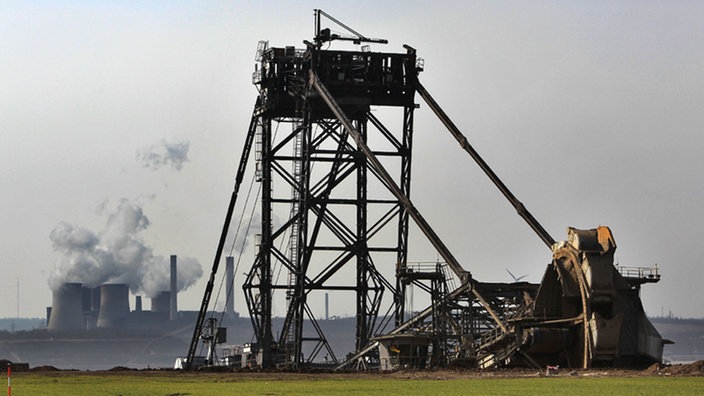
xmin=135 ymin=295 xmax=143 ymax=312
xmin=170 ymin=255 xmax=178 ymax=320
xmin=48 ymin=282 xmax=84 ymax=331
xmin=325 ymin=292 xmax=329 ymax=320
xmin=96 ymin=283 xmax=130 ymax=328
xmin=226 ymin=256 xmax=235 ymax=318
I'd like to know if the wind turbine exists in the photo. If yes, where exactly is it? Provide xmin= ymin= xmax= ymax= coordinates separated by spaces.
xmin=506 ymin=268 xmax=528 ymax=282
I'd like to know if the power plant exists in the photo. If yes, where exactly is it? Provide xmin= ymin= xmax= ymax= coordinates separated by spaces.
xmin=183 ymin=10 xmax=666 ymax=371
xmin=47 ymin=256 xmax=185 ymax=331
xmin=0 ymin=254 xmax=244 ymax=370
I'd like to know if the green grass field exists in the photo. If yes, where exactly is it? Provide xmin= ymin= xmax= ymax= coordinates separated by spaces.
xmin=7 ymin=372 xmax=704 ymax=396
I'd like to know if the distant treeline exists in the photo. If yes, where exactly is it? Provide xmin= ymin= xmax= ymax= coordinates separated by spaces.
xmin=0 ymin=318 xmax=45 ymax=332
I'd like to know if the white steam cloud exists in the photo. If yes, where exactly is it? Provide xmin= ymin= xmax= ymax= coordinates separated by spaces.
xmin=137 ymin=140 xmax=190 ymax=171
xmin=48 ymin=199 xmax=202 ymax=297
xmin=228 ymin=212 xmax=262 ymax=254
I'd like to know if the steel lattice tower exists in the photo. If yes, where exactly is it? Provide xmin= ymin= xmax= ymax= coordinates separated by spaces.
xmin=241 ymin=37 xmax=421 ymax=368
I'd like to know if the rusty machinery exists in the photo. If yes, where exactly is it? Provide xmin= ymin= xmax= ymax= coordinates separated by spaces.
xmin=185 ymin=10 xmax=664 ymax=370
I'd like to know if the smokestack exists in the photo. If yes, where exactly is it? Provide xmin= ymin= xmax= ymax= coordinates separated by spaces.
xmin=96 ymin=283 xmax=130 ymax=328
xmin=48 ymin=282 xmax=84 ymax=331
xmin=226 ymin=256 xmax=235 ymax=318
xmin=151 ymin=291 xmax=170 ymax=313
xmin=170 ymin=255 xmax=178 ymax=320
xmin=325 ymin=292 xmax=329 ymax=320
xmin=135 ymin=295 xmax=143 ymax=312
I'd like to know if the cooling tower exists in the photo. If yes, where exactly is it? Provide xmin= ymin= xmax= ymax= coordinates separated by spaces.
xmin=96 ymin=283 xmax=130 ymax=328
xmin=48 ymin=282 xmax=85 ymax=331
xmin=226 ymin=256 xmax=235 ymax=318
xmin=170 ymin=255 xmax=178 ymax=320
xmin=151 ymin=291 xmax=171 ymax=312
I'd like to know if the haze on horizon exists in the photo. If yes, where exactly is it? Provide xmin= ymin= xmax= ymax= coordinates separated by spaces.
xmin=2 ymin=1 xmax=703 ymax=320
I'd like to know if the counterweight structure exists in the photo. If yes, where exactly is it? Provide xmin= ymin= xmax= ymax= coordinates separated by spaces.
xmin=185 ymin=10 xmax=664 ymax=370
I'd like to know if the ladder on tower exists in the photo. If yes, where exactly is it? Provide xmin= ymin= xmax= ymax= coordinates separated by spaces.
xmin=284 ymin=125 xmax=304 ymax=360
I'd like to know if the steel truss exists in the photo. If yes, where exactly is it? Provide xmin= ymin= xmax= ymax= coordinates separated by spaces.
xmin=187 ymin=11 xmax=663 ymax=371
xmin=242 ymin=44 xmax=417 ymax=367
xmin=240 ymin=38 xmax=525 ymax=369
xmin=189 ymin=39 xmax=546 ymax=369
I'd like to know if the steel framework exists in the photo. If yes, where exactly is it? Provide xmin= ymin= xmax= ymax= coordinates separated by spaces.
xmin=187 ymin=10 xmax=543 ymax=370
xmin=240 ymin=34 xmax=420 ymax=368
xmin=186 ymin=10 xmax=664 ymax=371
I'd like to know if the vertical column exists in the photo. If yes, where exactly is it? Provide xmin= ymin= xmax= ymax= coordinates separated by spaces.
xmin=395 ymin=105 xmax=414 ymax=326
xmin=355 ymin=117 xmax=369 ymax=351
xmin=259 ymin=118 xmax=274 ymax=368
xmin=226 ymin=256 xmax=235 ymax=318
xmin=170 ymin=255 xmax=178 ymax=321
xmin=291 ymin=119 xmax=310 ymax=368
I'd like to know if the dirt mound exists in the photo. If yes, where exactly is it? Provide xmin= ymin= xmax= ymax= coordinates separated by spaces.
xmin=30 ymin=365 xmax=60 ymax=372
xmin=108 ymin=366 xmax=137 ymax=372
xmin=644 ymin=360 xmax=704 ymax=376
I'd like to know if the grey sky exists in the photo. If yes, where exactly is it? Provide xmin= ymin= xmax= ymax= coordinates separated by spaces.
xmin=2 ymin=1 xmax=703 ymax=319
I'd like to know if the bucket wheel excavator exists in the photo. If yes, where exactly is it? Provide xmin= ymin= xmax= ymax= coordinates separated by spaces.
xmin=183 ymin=10 xmax=665 ymax=370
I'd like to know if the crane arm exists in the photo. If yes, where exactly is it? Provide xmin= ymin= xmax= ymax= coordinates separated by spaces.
xmin=414 ymin=80 xmax=556 ymax=248
xmin=184 ymin=99 xmax=261 ymax=369
xmin=313 ymin=9 xmax=388 ymax=46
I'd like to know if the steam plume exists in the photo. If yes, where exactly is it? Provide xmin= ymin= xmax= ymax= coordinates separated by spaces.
xmin=141 ymin=255 xmax=201 ymax=297
xmin=48 ymin=199 xmax=202 ymax=297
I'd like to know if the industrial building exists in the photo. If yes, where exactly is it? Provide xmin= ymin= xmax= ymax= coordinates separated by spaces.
xmin=46 ymin=255 xmax=238 ymax=332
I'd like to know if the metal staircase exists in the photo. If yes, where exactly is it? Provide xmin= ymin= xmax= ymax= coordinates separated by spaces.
xmin=474 ymin=303 xmax=532 ymax=368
